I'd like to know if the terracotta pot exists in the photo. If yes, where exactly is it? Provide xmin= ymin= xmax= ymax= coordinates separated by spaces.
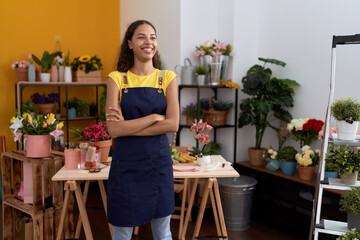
xmin=25 ymin=135 xmax=51 ymax=158
xmin=341 ymin=171 xmax=358 ymax=185
xmin=248 ymin=147 xmax=266 ymax=166
xmin=37 ymin=103 xmax=55 ymax=116
xmin=15 ymin=68 xmax=28 ymax=82
xmin=297 ymin=165 xmax=316 ymax=181
xmin=185 ymin=115 xmax=195 ymax=126
xmin=88 ymin=139 xmax=112 ymax=163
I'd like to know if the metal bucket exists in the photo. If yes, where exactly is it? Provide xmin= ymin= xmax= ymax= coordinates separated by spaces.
xmin=218 ymin=176 xmax=257 ymax=231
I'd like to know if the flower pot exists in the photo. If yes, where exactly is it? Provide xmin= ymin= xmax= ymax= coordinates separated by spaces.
xmin=197 ymin=74 xmax=207 ymax=85
xmin=37 ymin=103 xmax=55 ymax=116
xmin=28 ymin=63 xmax=36 ymax=82
xmin=25 ymin=135 xmax=51 ymax=158
xmin=64 ymin=66 xmax=72 ymax=83
xmin=64 ymin=149 xmax=81 ymax=169
xmin=340 ymin=171 xmax=358 ymax=185
xmin=15 ymin=68 xmax=28 ymax=82
xmin=51 ymin=65 xmax=58 ymax=82
xmin=248 ymin=147 xmax=266 ymax=166
xmin=197 ymin=155 xmax=211 ymax=167
xmin=266 ymin=159 xmax=280 ymax=171
xmin=347 ymin=211 xmax=360 ymax=230
xmin=324 ymin=171 xmax=338 ymax=179
xmin=40 ymin=73 xmax=50 ymax=82
xmin=67 ymin=108 xmax=77 ymax=118
xmin=88 ymin=139 xmax=112 ymax=163
xmin=297 ymin=165 xmax=316 ymax=181
xmin=280 ymin=161 xmax=297 ymax=175
xmin=337 ymin=120 xmax=359 ymax=140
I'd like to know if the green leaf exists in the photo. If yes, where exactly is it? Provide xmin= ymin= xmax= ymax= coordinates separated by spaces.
xmin=258 ymin=58 xmax=286 ymax=67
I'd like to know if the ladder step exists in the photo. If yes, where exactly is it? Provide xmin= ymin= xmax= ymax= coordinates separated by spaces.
xmin=314 ymin=219 xmax=350 ymax=236
xmin=320 ymin=178 xmax=360 ymax=191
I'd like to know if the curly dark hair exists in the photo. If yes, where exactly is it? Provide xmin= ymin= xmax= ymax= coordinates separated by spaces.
xmin=117 ymin=20 xmax=160 ymax=72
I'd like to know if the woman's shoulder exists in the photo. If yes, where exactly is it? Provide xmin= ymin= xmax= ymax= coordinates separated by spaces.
xmin=161 ymin=69 xmax=177 ymax=79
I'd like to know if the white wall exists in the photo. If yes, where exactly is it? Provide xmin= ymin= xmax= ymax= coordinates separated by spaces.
xmin=120 ymin=0 xmax=360 ymax=163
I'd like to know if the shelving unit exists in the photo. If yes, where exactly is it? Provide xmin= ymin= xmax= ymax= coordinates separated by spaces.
xmin=176 ymin=84 xmax=238 ymax=163
xmin=310 ymin=34 xmax=360 ymax=240
xmin=16 ymin=81 xmax=107 ymax=148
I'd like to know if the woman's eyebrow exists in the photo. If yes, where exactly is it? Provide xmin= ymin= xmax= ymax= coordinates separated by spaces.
xmin=135 ymin=33 xmax=156 ymax=37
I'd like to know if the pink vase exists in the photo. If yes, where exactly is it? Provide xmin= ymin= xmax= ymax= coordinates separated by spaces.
xmin=25 ymin=135 xmax=51 ymax=158
xmin=65 ymin=149 xmax=81 ymax=169
xmin=51 ymin=65 xmax=58 ymax=82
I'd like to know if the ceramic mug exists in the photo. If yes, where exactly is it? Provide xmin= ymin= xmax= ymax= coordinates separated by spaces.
xmin=175 ymin=58 xmax=196 ymax=85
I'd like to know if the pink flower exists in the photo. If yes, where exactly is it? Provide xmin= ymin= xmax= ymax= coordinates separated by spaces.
xmin=190 ymin=123 xmax=199 ymax=133
xmin=13 ymin=130 xmax=22 ymax=142
xmin=206 ymin=125 xmax=213 ymax=131
xmin=198 ymin=122 xmax=206 ymax=131
xmin=50 ymin=125 xmax=64 ymax=141
xmin=203 ymin=134 xmax=211 ymax=144
xmin=214 ymin=42 xmax=226 ymax=50
xmin=194 ymin=50 xmax=205 ymax=57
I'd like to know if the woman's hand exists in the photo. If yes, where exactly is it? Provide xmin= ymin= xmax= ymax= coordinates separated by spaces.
xmin=106 ymin=107 xmax=124 ymax=122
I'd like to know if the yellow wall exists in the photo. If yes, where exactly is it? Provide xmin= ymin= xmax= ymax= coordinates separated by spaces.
xmin=0 ymin=0 xmax=120 ymax=153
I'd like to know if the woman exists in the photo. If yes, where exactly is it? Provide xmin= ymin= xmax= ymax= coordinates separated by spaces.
xmin=106 ymin=20 xmax=179 ymax=240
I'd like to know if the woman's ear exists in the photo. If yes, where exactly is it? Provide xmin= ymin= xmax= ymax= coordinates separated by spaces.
xmin=128 ymin=40 xmax=133 ymax=49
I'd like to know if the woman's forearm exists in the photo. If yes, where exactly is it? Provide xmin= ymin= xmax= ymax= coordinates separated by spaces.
xmin=133 ymin=118 xmax=179 ymax=136
xmin=107 ymin=114 xmax=164 ymax=138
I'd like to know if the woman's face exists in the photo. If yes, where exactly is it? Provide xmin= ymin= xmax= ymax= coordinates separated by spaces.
xmin=128 ymin=23 xmax=157 ymax=62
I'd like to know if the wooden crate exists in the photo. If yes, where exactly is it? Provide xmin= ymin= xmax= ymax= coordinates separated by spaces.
xmin=1 ymin=151 xmax=65 ymax=240
xmin=73 ymin=70 xmax=102 ymax=83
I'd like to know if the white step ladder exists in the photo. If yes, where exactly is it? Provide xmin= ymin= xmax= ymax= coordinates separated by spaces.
xmin=309 ymin=34 xmax=360 ymax=240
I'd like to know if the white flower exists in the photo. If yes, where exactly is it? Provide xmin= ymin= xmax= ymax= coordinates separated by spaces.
xmin=272 ymin=152 xmax=278 ymax=157
xmin=268 ymin=149 xmax=274 ymax=154
xmin=10 ymin=117 xmax=23 ymax=134
xmin=203 ymin=40 xmax=212 ymax=48
xmin=301 ymin=145 xmax=311 ymax=153
xmin=315 ymin=149 xmax=320 ymax=153
xmin=270 ymin=155 xmax=276 ymax=159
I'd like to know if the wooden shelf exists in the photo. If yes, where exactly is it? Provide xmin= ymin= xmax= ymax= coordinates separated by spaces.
xmin=4 ymin=197 xmax=33 ymax=216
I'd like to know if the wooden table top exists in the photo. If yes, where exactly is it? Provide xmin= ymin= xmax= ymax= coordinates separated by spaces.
xmin=52 ymin=155 xmax=239 ymax=181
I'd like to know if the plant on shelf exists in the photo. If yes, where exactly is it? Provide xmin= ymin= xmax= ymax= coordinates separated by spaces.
xmin=200 ymin=97 xmax=233 ymax=127
xmin=326 ymin=144 xmax=360 ymax=185
xmin=339 ymin=187 xmax=360 ymax=231
xmin=277 ymin=146 xmax=298 ymax=175
xmin=76 ymin=99 xmax=88 ymax=117
xmin=31 ymin=51 xmax=55 ymax=73
xmin=296 ymin=145 xmax=320 ymax=181
xmin=194 ymin=39 xmax=232 ymax=57
xmin=31 ymin=93 xmax=59 ymax=116
xmin=63 ymin=97 xmax=81 ymax=118
xmin=263 ymin=146 xmax=278 ymax=160
xmin=70 ymin=122 xmax=111 ymax=163
xmin=71 ymin=55 xmax=102 ymax=73
xmin=237 ymin=58 xmax=299 ymax=166
xmin=331 ymin=97 xmax=360 ymax=141
xmin=195 ymin=65 xmax=207 ymax=75
xmin=287 ymin=118 xmax=324 ymax=148
xmin=182 ymin=103 xmax=204 ymax=126
xmin=337 ymin=228 xmax=360 ymax=240
xmin=22 ymin=100 xmax=37 ymax=115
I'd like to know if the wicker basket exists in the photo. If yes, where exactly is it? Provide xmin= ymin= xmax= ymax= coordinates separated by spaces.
xmin=202 ymin=97 xmax=229 ymax=126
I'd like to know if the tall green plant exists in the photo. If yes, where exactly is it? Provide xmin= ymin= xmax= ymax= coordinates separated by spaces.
xmin=32 ymin=51 xmax=55 ymax=72
xmin=238 ymin=58 xmax=300 ymax=149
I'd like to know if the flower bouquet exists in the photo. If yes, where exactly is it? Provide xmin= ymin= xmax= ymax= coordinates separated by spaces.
xmin=10 ymin=113 xmax=64 ymax=157
xmin=31 ymin=92 xmax=59 ymax=116
xmin=296 ymin=145 xmax=320 ymax=180
xmin=11 ymin=59 xmax=30 ymax=82
xmin=194 ymin=39 xmax=232 ymax=57
xmin=287 ymin=118 xmax=324 ymax=147
xmin=189 ymin=121 xmax=213 ymax=156
xmin=71 ymin=55 xmax=103 ymax=82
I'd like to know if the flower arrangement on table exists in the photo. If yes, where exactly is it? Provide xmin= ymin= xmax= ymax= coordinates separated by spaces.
xmin=295 ymin=145 xmax=320 ymax=167
xmin=287 ymin=118 xmax=324 ymax=148
xmin=71 ymin=55 xmax=102 ymax=73
xmin=10 ymin=113 xmax=64 ymax=142
xmin=70 ymin=122 xmax=111 ymax=142
xmin=189 ymin=121 xmax=213 ymax=156
xmin=194 ymin=39 xmax=232 ymax=57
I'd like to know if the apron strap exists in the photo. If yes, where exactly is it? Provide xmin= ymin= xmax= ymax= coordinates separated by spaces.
xmin=158 ymin=70 xmax=163 ymax=93
xmin=122 ymin=72 xmax=128 ymax=93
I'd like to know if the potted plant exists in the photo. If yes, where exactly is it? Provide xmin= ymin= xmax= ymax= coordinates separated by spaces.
xmin=326 ymin=144 xmax=360 ymax=185
xmin=89 ymin=102 xmax=97 ymax=117
xmin=195 ymin=65 xmax=207 ymax=85
xmin=337 ymin=228 xmax=360 ymax=240
xmin=76 ymin=99 xmax=88 ymax=117
xmin=182 ymin=103 xmax=204 ymax=126
xmin=331 ymin=97 xmax=360 ymax=140
xmin=277 ymin=146 xmax=298 ymax=175
xmin=287 ymin=118 xmax=324 ymax=148
xmin=10 ymin=113 xmax=64 ymax=158
xmin=295 ymin=145 xmax=320 ymax=181
xmin=339 ymin=187 xmax=360 ymax=231
xmin=71 ymin=55 xmax=103 ymax=82
xmin=238 ymin=58 xmax=299 ymax=166
xmin=324 ymin=161 xmax=338 ymax=179
xmin=31 ymin=93 xmax=59 ymax=116
xmin=70 ymin=122 xmax=111 ymax=163
xmin=32 ymin=51 xmax=55 ymax=82
xmin=11 ymin=60 xmax=30 ymax=82
xmin=201 ymin=97 xmax=233 ymax=126
xmin=189 ymin=121 xmax=214 ymax=167
xmin=63 ymin=97 xmax=79 ymax=118
xmin=22 ymin=100 xmax=37 ymax=117
xmin=263 ymin=146 xmax=280 ymax=171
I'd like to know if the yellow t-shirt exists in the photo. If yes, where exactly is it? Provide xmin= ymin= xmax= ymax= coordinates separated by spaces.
xmin=107 ymin=69 xmax=177 ymax=101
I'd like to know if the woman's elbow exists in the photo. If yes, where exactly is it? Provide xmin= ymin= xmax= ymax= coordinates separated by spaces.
xmin=169 ymin=119 xmax=179 ymax=132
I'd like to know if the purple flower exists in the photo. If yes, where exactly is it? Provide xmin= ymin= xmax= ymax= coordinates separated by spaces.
xmin=31 ymin=93 xmax=59 ymax=104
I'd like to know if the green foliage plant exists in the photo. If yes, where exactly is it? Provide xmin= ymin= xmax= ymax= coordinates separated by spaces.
xmin=277 ymin=146 xmax=297 ymax=162
xmin=326 ymin=144 xmax=360 ymax=176
xmin=99 ymin=86 xmax=107 ymax=121
xmin=339 ymin=187 xmax=360 ymax=216
xmin=196 ymin=65 xmax=207 ymax=75
xmin=22 ymin=100 xmax=36 ymax=113
xmin=325 ymin=161 xmax=338 ymax=172
xmin=238 ymin=58 xmax=300 ymax=149
xmin=182 ymin=103 xmax=204 ymax=118
xmin=76 ymin=99 xmax=88 ymax=115
xmin=63 ymin=97 xmax=79 ymax=109
xmin=331 ymin=97 xmax=360 ymax=121
xmin=32 ymin=51 xmax=55 ymax=72
xmin=337 ymin=228 xmax=360 ymax=240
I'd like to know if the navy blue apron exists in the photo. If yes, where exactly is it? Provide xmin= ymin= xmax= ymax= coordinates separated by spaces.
xmin=107 ymin=71 xmax=175 ymax=227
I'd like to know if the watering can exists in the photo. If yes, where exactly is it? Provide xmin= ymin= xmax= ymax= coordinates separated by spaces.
xmin=175 ymin=58 xmax=196 ymax=85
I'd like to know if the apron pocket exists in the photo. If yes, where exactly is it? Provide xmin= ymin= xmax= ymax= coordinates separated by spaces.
xmin=108 ymin=157 xmax=153 ymax=195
